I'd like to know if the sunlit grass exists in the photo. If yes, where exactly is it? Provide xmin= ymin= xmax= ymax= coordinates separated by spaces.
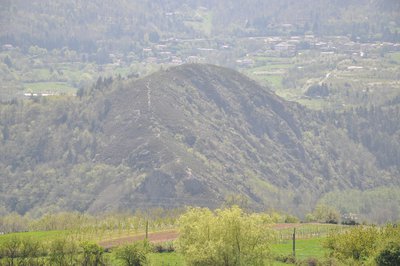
xmin=24 ymin=82 xmax=77 ymax=94
xmin=272 ymin=238 xmax=327 ymax=260
xmin=0 ymin=230 xmax=68 ymax=244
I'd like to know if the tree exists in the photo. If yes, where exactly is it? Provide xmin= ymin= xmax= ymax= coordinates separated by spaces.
xmin=148 ymin=31 xmax=160 ymax=43
xmin=48 ymin=238 xmax=79 ymax=266
xmin=309 ymin=204 xmax=340 ymax=224
xmin=3 ymin=56 xmax=12 ymax=68
xmin=176 ymin=206 xmax=275 ymax=266
xmin=1 ymin=236 xmax=21 ymax=266
xmin=80 ymin=242 xmax=105 ymax=266
xmin=19 ymin=238 xmax=43 ymax=266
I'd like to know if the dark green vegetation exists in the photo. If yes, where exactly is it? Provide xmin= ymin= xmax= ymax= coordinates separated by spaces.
xmin=1 ymin=64 xmax=399 ymax=222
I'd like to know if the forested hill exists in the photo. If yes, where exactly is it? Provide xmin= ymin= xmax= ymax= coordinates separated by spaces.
xmin=0 ymin=64 xmax=399 ymax=219
xmin=1 ymin=0 xmax=399 ymax=52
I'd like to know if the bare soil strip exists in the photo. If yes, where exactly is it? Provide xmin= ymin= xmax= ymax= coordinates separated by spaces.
xmin=99 ymin=230 xmax=179 ymax=249
xmin=99 ymin=223 xmax=325 ymax=248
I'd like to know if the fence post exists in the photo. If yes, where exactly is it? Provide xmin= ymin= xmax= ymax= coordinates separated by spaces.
xmin=292 ymin=228 xmax=296 ymax=258
xmin=146 ymin=220 xmax=149 ymax=240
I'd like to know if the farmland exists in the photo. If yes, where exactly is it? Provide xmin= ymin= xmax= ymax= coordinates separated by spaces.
xmin=0 ymin=221 xmax=347 ymax=265
xmin=0 ymin=228 xmax=329 ymax=266
xmin=1 ymin=204 xmax=399 ymax=266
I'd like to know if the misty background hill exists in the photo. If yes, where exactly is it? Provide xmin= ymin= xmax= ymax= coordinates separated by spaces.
xmin=1 ymin=0 xmax=399 ymax=52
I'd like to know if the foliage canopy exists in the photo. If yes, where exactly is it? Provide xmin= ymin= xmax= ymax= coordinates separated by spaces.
xmin=177 ymin=206 xmax=275 ymax=266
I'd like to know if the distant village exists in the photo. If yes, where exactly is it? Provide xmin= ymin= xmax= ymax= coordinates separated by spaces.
xmin=2 ymin=31 xmax=400 ymax=98
xmin=103 ymin=34 xmax=400 ymax=68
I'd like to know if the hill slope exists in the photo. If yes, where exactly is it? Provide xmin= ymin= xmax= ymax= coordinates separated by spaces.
xmin=0 ymin=64 xmax=399 ymax=217
xmin=1 ymin=0 xmax=399 ymax=51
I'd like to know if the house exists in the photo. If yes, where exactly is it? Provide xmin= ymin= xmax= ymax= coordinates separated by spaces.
xmin=274 ymin=42 xmax=297 ymax=57
xmin=2 ymin=44 xmax=13 ymax=50
xmin=275 ymin=42 xmax=296 ymax=51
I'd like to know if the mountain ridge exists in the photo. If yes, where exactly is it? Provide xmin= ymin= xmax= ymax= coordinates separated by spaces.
xmin=0 ymin=64 xmax=399 ymax=217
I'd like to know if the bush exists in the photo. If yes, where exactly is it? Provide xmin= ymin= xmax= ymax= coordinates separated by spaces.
xmin=274 ymin=254 xmax=296 ymax=264
xmin=48 ymin=238 xmax=79 ymax=266
xmin=305 ymin=84 xmax=329 ymax=98
xmin=295 ymin=257 xmax=340 ymax=266
xmin=285 ymin=214 xmax=300 ymax=223
xmin=324 ymin=226 xmax=379 ymax=261
xmin=311 ymin=204 xmax=340 ymax=224
xmin=19 ymin=238 xmax=44 ymax=265
xmin=325 ymin=224 xmax=400 ymax=264
xmin=114 ymin=240 xmax=151 ymax=266
xmin=376 ymin=242 xmax=400 ymax=266
xmin=153 ymin=241 xmax=174 ymax=253
xmin=80 ymin=242 xmax=105 ymax=266
xmin=0 ymin=236 xmax=22 ymax=265
xmin=296 ymin=257 xmax=319 ymax=266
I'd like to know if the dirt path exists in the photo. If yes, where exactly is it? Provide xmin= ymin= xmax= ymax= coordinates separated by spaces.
xmin=99 ymin=230 xmax=179 ymax=249
xmin=99 ymin=223 xmax=323 ymax=249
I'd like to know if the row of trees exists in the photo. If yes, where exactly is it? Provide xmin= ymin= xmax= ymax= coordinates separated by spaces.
xmin=0 ymin=205 xmax=304 ymax=235
xmin=0 ymin=235 xmax=152 ymax=266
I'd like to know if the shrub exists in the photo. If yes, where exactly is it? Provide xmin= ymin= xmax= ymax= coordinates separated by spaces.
xmin=376 ymin=242 xmax=400 ymax=266
xmin=153 ymin=241 xmax=174 ymax=253
xmin=314 ymin=204 xmax=340 ymax=224
xmin=80 ymin=242 xmax=105 ymax=266
xmin=325 ymin=224 xmax=400 ymax=264
xmin=305 ymin=84 xmax=329 ymax=98
xmin=0 ymin=236 xmax=21 ymax=265
xmin=285 ymin=214 xmax=299 ymax=223
xmin=19 ymin=238 xmax=44 ymax=265
xmin=114 ymin=240 xmax=150 ymax=266
xmin=48 ymin=238 xmax=79 ymax=266
xmin=299 ymin=257 xmax=319 ymax=266
xmin=324 ymin=226 xmax=380 ymax=261
xmin=274 ymin=254 xmax=296 ymax=264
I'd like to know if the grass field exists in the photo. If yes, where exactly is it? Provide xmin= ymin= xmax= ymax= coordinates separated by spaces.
xmin=0 ymin=230 xmax=68 ymax=243
xmin=147 ymin=252 xmax=185 ymax=266
xmin=0 ymin=223 xmax=343 ymax=265
xmin=24 ymin=82 xmax=77 ymax=95
xmin=272 ymin=238 xmax=327 ymax=260
xmin=145 ymin=237 xmax=328 ymax=266
xmin=388 ymin=51 xmax=400 ymax=64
